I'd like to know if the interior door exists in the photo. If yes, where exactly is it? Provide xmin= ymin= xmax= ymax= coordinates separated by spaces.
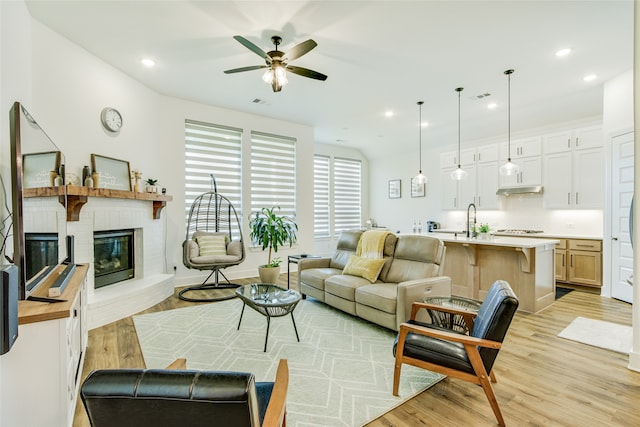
xmin=611 ymin=131 xmax=634 ymax=303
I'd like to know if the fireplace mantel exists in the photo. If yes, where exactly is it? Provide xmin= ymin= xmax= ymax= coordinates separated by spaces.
xmin=23 ymin=186 xmax=173 ymax=221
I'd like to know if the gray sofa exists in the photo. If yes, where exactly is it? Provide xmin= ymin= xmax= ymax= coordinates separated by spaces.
xmin=298 ymin=230 xmax=451 ymax=330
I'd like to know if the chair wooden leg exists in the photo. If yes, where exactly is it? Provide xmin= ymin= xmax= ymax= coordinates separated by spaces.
xmin=393 ymin=362 xmax=402 ymax=396
xmin=478 ymin=373 xmax=505 ymax=427
xmin=393 ymin=328 xmax=408 ymax=397
xmin=490 ymin=370 xmax=497 ymax=383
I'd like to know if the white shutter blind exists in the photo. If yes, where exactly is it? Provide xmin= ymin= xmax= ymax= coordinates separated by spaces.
xmin=250 ymin=131 xmax=297 ymax=219
xmin=184 ymin=120 xmax=242 ymax=224
xmin=334 ymin=157 xmax=362 ymax=234
xmin=313 ymin=155 xmax=330 ymax=238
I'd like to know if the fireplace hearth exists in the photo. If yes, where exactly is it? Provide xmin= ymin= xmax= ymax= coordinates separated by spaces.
xmin=94 ymin=229 xmax=134 ymax=288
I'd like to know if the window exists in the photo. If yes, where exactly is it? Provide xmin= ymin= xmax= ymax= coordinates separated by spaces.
xmin=184 ymin=120 xmax=242 ymax=228
xmin=250 ymin=131 xmax=296 ymax=219
xmin=313 ymin=155 xmax=330 ymax=238
xmin=333 ymin=157 xmax=362 ymax=235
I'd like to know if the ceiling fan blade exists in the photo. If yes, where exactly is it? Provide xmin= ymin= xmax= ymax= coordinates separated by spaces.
xmin=284 ymin=39 xmax=318 ymax=61
xmin=224 ymin=65 xmax=268 ymax=74
xmin=286 ymin=65 xmax=328 ymax=81
xmin=233 ymin=35 xmax=269 ymax=60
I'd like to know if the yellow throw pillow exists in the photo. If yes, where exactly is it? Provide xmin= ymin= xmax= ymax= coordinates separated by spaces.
xmin=195 ymin=234 xmax=228 ymax=256
xmin=343 ymin=255 xmax=385 ymax=283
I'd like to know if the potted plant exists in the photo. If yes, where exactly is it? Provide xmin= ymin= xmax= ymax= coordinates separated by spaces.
xmin=249 ymin=206 xmax=298 ymax=284
xmin=479 ymin=223 xmax=491 ymax=239
xmin=145 ymin=178 xmax=159 ymax=194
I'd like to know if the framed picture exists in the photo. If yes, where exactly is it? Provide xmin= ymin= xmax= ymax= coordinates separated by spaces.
xmin=91 ymin=154 xmax=132 ymax=191
xmin=411 ymin=177 xmax=425 ymax=198
xmin=388 ymin=179 xmax=401 ymax=199
xmin=22 ymin=151 xmax=61 ymax=188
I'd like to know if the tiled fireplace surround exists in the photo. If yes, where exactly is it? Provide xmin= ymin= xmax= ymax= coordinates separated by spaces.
xmin=24 ymin=196 xmax=174 ymax=329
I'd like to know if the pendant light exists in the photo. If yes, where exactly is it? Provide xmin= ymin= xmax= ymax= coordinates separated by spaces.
xmin=414 ymin=101 xmax=427 ymax=184
xmin=499 ymin=69 xmax=520 ymax=176
xmin=451 ymin=87 xmax=468 ymax=181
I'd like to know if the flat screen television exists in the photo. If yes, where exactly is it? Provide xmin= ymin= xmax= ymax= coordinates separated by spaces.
xmin=8 ymin=102 xmax=68 ymax=299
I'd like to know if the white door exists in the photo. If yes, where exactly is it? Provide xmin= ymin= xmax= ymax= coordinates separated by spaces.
xmin=611 ymin=131 xmax=634 ymax=303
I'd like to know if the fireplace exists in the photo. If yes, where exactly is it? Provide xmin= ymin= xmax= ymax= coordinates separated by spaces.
xmin=94 ymin=229 xmax=135 ymax=288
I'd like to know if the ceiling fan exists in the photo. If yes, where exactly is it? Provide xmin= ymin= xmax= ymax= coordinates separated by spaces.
xmin=224 ymin=35 xmax=328 ymax=92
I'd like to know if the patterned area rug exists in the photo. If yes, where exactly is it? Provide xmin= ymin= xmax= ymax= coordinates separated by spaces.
xmin=133 ymin=298 xmax=443 ymax=426
xmin=558 ymin=316 xmax=632 ymax=354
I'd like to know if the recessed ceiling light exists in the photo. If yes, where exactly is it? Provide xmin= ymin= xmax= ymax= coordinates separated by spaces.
xmin=384 ymin=111 xmax=394 ymax=118
xmin=487 ymin=103 xmax=498 ymax=110
xmin=555 ymin=48 xmax=572 ymax=57
xmin=583 ymin=74 xmax=598 ymax=82
xmin=141 ymin=58 xmax=156 ymax=67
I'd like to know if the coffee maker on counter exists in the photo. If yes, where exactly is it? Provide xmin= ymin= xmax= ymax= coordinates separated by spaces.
xmin=426 ymin=221 xmax=440 ymax=232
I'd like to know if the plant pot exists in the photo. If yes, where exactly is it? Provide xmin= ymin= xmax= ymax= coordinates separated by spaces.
xmin=145 ymin=185 xmax=158 ymax=193
xmin=258 ymin=265 xmax=280 ymax=284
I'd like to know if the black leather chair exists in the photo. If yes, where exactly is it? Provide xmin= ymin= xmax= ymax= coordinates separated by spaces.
xmin=393 ymin=281 xmax=518 ymax=427
xmin=81 ymin=359 xmax=288 ymax=427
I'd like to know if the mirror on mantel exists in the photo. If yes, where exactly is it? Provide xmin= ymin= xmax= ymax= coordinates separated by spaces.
xmin=9 ymin=102 xmax=68 ymax=299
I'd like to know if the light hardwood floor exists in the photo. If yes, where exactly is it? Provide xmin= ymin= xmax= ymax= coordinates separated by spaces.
xmin=74 ymin=276 xmax=640 ymax=427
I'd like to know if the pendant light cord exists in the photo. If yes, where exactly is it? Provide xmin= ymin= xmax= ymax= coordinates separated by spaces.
xmin=505 ymin=69 xmax=514 ymax=161
xmin=456 ymin=87 xmax=463 ymax=167
xmin=418 ymin=101 xmax=423 ymax=173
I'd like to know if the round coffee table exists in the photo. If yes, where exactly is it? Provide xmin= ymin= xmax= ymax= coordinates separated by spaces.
xmin=235 ymin=284 xmax=302 ymax=352
xmin=423 ymin=296 xmax=482 ymax=334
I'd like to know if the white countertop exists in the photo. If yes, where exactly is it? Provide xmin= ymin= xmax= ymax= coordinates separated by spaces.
xmin=426 ymin=232 xmax=560 ymax=248
xmin=433 ymin=229 xmax=602 ymax=241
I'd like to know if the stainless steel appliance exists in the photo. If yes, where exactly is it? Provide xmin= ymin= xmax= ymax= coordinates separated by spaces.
xmin=426 ymin=221 xmax=440 ymax=232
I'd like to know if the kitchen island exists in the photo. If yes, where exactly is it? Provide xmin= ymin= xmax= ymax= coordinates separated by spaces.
xmin=429 ymin=233 xmax=559 ymax=313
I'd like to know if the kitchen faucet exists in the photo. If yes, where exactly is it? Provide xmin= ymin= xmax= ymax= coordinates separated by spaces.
xmin=467 ymin=203 xmax=477 ymax=238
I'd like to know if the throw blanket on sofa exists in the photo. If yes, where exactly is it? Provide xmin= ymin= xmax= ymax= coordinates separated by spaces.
xmin=356 ymin=230 xmax=391 ymax=259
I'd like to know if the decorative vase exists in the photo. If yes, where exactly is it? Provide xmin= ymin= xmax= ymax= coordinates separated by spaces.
xmin=258 ymin=265 xmax=280 ymax=284
xmin=49 ymin=170 xmax=58 ymax=187
xmin=92 ymin=172 xmax=99 ymax=188
xmin=134 ymin=178 xmax=140 ymax=193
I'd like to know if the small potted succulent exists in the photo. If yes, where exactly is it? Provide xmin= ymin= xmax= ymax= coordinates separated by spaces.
xmin=478 ymin=223 xmax=491 ymax=239
xmin=145 ymin=178 xmax=159 ymax=194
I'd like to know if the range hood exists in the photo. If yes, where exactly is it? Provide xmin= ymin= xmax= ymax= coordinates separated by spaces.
xmin=496 ymin=185 xmax=543 ymax=196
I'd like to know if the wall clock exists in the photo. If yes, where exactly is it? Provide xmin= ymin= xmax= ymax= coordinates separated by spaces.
xmin=100 ymin=107 xmax=123 ymax=133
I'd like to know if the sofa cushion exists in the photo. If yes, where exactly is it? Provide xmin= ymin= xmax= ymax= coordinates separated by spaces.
xmin=342 ymin=255 xmax=385 ymax=283
xmin=299 ymin=268 xmax=343 ymax=291
xmin=325 ymin=274 xmax=371 ymax=300
xmin=356 ymin=282 xmax=398 ymax=314
xmin=385 ymin=235 xmax=443 ymax=283
xmin=330 ymin=230 xmax=363 ymax=269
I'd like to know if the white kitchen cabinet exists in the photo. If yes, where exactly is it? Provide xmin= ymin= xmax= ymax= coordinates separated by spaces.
xmin=476 ymin=162 xmax=500 ymax=209
xmin=543 ymin=125 xmax=602 ymax=154
xmin=440 ymin=148 xmax=476 ymax=168
xmin=543 ymin=126 xmax=603 ymax=209
xmin=441 ymin=167 xmax=460 ymax=209
xmin=458 ymin=164 xmax=477 ymax=207
xmin=1 ymin=265 xmax=88 ymax=427
xmin=500 ymin=136 xmax=542 ymax=160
